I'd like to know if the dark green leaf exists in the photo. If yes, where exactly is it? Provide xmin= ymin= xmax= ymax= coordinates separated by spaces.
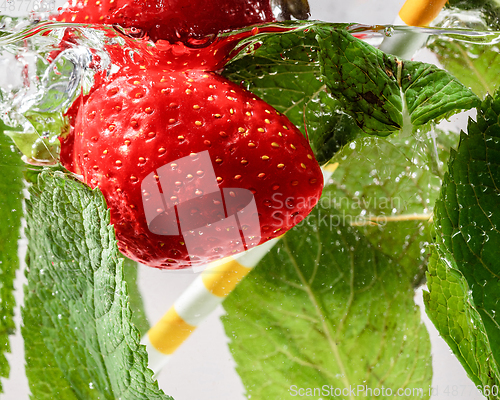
xmin=0 ymin=131 xmax=24 ymax=393
xmin=223 ymin=22 xmax=363 ymax=164
xmin=224 ymin=23 xmax=479 ymax=164
xmin=22 ymin=171 xmax=172 ymax=400
xmin=222 ymin=207 xmax=432 ymax=399
xmin=315 ymin=27 xmax=480 ymax=136
xmin=425 ymin=92 xmax=500 ymax=391
xmin=447 ymin=0 xmax=490 ymax=10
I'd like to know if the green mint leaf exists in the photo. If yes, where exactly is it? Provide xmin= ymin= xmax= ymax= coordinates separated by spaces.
xmin=325 ymin=128 xmax=452 ymax=286
xmin=0 ymin=132 xmax=24 ymax=393
xmin=424 ymin=247 xmax=500 ymax=392
xmin=445 ymin=0 xmax=500 ymax=29
xmin=122 ymin=257 xmax=150 ymax=336
xmin=22 ymin=171 xmax=172 ymax=400
xmin=222 ymin=208 xmax=432 ymax=399
xmin=224 ymin=23 xmax=478 ymax=163
xmin=315 ymin=27 xmax=480 ymax=136
xmin=223 ymin=22 xmax=363 ymax=164
xmin=429 ymin=39 xmax=500 ymax=99
xmin=424 ymin=92 xmax=500 ymax=389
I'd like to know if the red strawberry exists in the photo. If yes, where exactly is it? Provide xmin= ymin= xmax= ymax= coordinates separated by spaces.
xmin=53 ymin=0 xmax=275 ymax=42
xmin=60 ymin=63 xmax=323 ymax=269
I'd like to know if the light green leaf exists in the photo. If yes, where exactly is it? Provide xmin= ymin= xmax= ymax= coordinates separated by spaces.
xmin=22 ymin=171 xmax=172 ymax=400
xmin=445 ymin=0 xmax=500 ymax=29
xmin=315 ymin=27 xmax=480 ymax=136
xmin=0 ymin=131 xmax=24 ymax=393
xmin=428 ymin=39 xmax=500 ymax=99
xmin=424 ymin=92 xmax=500 ymax=393
xmin=324 ymin=129 xmax=450 ymax=286
xmin=222 ymin=207 xmax=432 ymax=399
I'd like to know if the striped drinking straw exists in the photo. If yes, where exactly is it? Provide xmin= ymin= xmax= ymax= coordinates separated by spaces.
xmin=379 ymin=0 xmax=448 ymax=59
xmin=141 ymin=163 xmax=339 ymax=374
xmin=399 ymin=0 xmax=448 ymax=27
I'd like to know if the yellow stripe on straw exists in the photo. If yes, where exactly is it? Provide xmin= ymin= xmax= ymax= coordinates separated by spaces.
xmin=141 ymin=237 xmax=282 ymax=372
xmin=148 ymin=308 xmax=196 ymax=355
xmin=399 ymin=0 xmax=448 ymax=27
xmin=379 ymin=0 xmax=448 ymax=59
xmin=201 ymin=259 xmax=252 ymax=297
xmin=142 ymin=164 xmax=338 ymax=374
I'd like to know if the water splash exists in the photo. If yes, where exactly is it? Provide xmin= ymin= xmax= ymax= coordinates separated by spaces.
xmin=0 ymin=20 xmax=121 ymax=164
xmin=1 ymin=16 xmax=500 ymax=166
xmin=0 ymin=19 xmax=293 ymax=164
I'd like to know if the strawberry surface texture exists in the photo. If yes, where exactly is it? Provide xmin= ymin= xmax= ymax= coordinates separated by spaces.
xmin=54 ymin=0 xmax=275 ymax=42
xmin=55 ymin=0 xmax=323 ymax=268
xmin=60 ymin=58 xmax=323 ymax=269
